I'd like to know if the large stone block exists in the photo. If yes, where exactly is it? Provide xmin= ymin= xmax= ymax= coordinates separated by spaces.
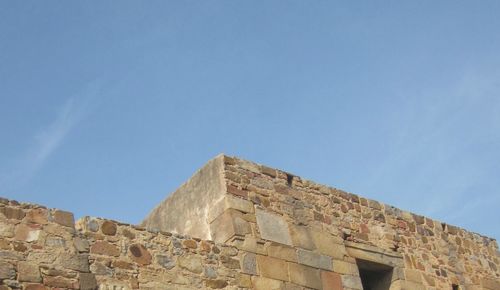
xmin=341 ymin=275 xmax=363 ymax=290
xmin=256 ymin=209 xmax=292 ymax=246
xmin=267 ymin=243 xmax=297 ymax=262
xmin=321 ymin=271 xmax=343 ymax=290
xmin=297 ymin=249 xmax=332 ymax=270
xmin=289 ymin=224 xmax=315 ymax=250
xmin=288 ymin=262 xmax=321 ymax=289
xmin=332 ymin=260 xmax=359 ymax=275
xmin=210 ymin=209 xmax=251 ymax=243
xmin=256 ymin=255 xmax=289 ymax=281
xmin=310 ymin=229 xmax=345 ymax=259
xmin=251 ymin=276 xmax=284 ymax=290
xmin=17 ymin=261 xmax=41 ymax=282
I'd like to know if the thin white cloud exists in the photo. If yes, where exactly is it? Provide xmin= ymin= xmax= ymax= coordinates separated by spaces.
xmin=1 ymin=81 xmax=101 ymax=190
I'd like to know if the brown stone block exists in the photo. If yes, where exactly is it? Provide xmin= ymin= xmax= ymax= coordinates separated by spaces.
xmin=52 ymin=210 xmax=75 ymax=228
xmin=90 ymin=241 xmax=120 ymax=257
xmin=43 ymin=276 xmax=78 ymax=289
xmin=256 ymin=255 xmax=289 ymax=281
xmin=101 ymin=220 xmax=117 ymax=235
xmin=0 ymin=206 xmax=25 ymax=220
xmin=129 ymin=244 xmax=152 ymax=265
xmin=24 ymin=284 xmax=48 ymax=290
xmin=288 ymin=262 xmax=321 ymax=289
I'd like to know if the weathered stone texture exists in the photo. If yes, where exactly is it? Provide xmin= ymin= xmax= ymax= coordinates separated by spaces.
xmin=1 ymin=155 xmax=499 ymax=290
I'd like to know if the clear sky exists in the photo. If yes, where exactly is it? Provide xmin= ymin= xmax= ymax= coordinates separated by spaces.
xmin=1 ymin=1 xmax=499 ymax=241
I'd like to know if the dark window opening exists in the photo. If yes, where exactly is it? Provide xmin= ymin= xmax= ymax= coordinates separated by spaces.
xmin=452 ymin=285 xmax=459 ymax=290
xmin=357 ymin=259 xmax=394 ymax=290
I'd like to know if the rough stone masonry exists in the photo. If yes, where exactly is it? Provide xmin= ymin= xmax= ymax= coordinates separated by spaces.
xmin=1 ymin=154 xmax=499 ymax=290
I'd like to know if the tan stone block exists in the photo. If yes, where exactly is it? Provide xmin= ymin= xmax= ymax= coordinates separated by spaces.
xmin=256 ymin=209 xmax=292 ymax=246
xmin=288 ymin=262 xmax=321 ymax=289
xmin=225 ymin=196 xmax=254 ymax=213
xmin=252 ymin=276 xmax=284 ymax=290
xmin=232 ymin=236 xmax=267 ymax=255
xmin=390 ymin=280 xmax=425 ymax=290
xmin=210 ymin=209 xmax=251 ymax=243
xmin=332 ymin=260 xmax=358 ymax=275
xmin=256 ymin=255 xmax=289 ymax=281
xmin=404 ymin=269 xmax=422 ymax=283
xmin=482 ymin=278 xmax=500 ymax=290
xmin=321 ymin=271 xmax=343 ymax=290
xmin=289 ymin=224 xmax=315 ymax=250
xmin=178 ymin=254 xmax=203 ymax=274
xmin=310 ymin=229 xmax=345 ymax=259
xmin=297 ymin=249 xmax=332 ymax=270
xmin=268 ymin=243 xmax=297 ymax=262
xmin=236 ymin=273 xmax=253 ymax=288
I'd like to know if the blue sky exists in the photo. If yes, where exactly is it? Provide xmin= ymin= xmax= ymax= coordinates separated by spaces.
xmin=1 ymin=1 xmax=499 ymax=240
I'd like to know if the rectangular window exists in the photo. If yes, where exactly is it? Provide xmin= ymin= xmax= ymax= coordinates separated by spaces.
xmin=357 ymin=259 xmax=394 ymax=290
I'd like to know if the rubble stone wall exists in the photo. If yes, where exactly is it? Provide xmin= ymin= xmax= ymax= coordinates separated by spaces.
xmin=2 ymin=154 xmax=499 ymax=290
xmin=207 ymin=156 xmax=500 ymax=290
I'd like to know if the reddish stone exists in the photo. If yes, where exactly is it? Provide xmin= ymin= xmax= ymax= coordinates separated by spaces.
xmin=227 ymin=185 xmax=248 ymax=198
xmin=101 ymin=220 xmax=117 ymax=236
xmin=128 ymin=244 xmax=152 ymax=265
xmin=90 ymin=241 xmax=120 ymax=257
xmin=321 ymin=271 xmax=343 ymax=290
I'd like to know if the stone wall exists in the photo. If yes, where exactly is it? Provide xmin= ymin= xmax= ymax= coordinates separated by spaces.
xmin=1 ymin=154 xmax=499 ymax=290
xmin=0 ymin=198 xmax=243 ymax=290
xmin=207 ymin=156 xmax=500 ymax=290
